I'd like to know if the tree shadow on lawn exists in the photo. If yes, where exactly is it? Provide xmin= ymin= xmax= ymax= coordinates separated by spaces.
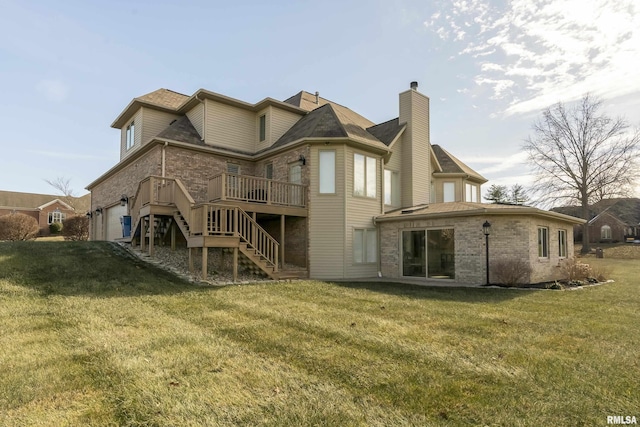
xmin=329 ymin=280 xmax=528 ymax=303
xmin=0 ymin=241 xmax=213 ymax=298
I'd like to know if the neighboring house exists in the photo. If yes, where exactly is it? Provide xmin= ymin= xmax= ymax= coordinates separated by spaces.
xmin=87 ymin=82 xmax=583 ymax=284
xmin=553 ymin=198 xmax=640 ymax=243
xmin=0 ymin=191 xmax=91 ymax=235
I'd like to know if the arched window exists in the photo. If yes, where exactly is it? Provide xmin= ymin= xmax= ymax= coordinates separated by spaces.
xmin=601 ymin=225 xmax=612 ymax=240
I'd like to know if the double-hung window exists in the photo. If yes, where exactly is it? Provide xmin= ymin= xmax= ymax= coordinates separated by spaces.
xmin=465 ymin=183 xmax=478 ymax=202
xmin=126 ymin=121 xmax=135 ymax=150
xmin=354 ymin=228 xmax=377 ymax=264
xmin=558 ymin=230 xmax=567 ymax=258
xmin=354 ymin=153 xmax=376 ymax=198
xmin=538 ymin=227 xmax=549 ymax=258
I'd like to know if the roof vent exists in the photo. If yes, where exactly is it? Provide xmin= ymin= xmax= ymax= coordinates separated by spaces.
xmin=410 ymin=81 xmax=418 ymax=90
xmin=315 ymin=91 xmax=319 ymax=104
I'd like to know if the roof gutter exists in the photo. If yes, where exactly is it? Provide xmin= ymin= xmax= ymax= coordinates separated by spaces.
xmin=374 ymin=206 xmax=587 ymax=225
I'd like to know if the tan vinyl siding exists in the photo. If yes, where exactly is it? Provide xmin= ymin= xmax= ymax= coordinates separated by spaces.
xmin=345 ymin=146 xmax=381 ymax=278
xmin=141 ymin=107 xmax=180 ymax=144
xmin=384 ymin=138 xmax=403 ymax=212
xmin=398 ymin=89 xmax=430 ymax=207
xmin=309 ymin=145 xmax=345 ymax=279
xmin=185 ymin=102 xmax=204 ymax=139
xmin=204 ymin=99 xmax=255 ymax=153
xmin=255 ymin=107 xmax=271 ymax=152
xmin=271 ymin=107 xmax=303 ymax=144
xmin=433 ymin=178 xmax=464 ymax=203
xmin=120 ymin=109 xmax=142 ymax=160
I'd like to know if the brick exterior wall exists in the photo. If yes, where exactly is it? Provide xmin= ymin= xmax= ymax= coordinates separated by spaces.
xmin=90 ymin=142 xmax=312 ymax=267
xmin=91 ymin=145 xmax=163 ymax=211
xmin=379 ymin=214 xmax=576 ymax=285
xmin=587 ymin=213 xmax=628 ymax=243
xmin=164 ymin=146 xmax=256 ymax=203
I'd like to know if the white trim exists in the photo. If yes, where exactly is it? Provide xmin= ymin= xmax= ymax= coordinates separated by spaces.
xmin=37 ymin=198 xmax=74 ymax=210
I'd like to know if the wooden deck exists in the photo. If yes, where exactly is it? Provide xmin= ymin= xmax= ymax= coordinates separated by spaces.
xmin=129 ymin=176 xmax=308 ymax=281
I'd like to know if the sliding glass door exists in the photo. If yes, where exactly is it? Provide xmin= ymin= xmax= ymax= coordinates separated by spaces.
xmin=402 ymin=230 xmax=425 ymax=277
xmin=402 ymin=229 xmax=455 ymax=279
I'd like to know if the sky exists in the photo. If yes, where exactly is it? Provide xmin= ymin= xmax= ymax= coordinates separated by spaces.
xmin=1 ymin=0 xmax=639 ymax=201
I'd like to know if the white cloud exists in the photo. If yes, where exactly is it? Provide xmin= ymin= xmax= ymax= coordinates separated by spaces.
xmin=463 ymin=151 xmax=529 ymax=175
xmin=425 ymin=0 xmax=640 ymax=116
xmin=36 ymin=79 xmax=69 ymax=102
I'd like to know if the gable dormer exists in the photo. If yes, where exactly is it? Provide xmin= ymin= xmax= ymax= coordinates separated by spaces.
xmin=112 ymin=89 xmax=188 ymax=160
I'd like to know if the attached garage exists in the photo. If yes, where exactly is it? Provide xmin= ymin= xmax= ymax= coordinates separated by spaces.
xmin=105 ymin=204 xmax=127 ymax=241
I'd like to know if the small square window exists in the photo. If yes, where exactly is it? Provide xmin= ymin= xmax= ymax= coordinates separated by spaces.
xmin=227 ymin=163 xmax=240 ymax=175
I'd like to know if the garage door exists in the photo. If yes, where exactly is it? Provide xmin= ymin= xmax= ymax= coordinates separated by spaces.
xmin=105 ymin=205 xmax=127 ymax=241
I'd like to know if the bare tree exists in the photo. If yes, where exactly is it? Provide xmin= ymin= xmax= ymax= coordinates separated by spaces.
xmin=524 ymin=94 xmax=640 ymax=253
xmin=45 ymin=176 xmax=78 ymax=211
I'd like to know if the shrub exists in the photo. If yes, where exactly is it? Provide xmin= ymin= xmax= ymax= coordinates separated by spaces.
xmin=490 ymin=258 xmax=532 ymax=286
xmin=559 ymin=257 xmax=593 ymax=281
xmin=0 ymin=213 xmax=40 ymax=241
xmin=62 ymin=215 xmax=89 ymax=241
xmin=49 ymin=222 xmax=63 ymax=234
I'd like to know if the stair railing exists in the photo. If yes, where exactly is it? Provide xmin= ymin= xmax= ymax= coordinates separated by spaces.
xmin=201 ymin=205 xmax=278 ymax=271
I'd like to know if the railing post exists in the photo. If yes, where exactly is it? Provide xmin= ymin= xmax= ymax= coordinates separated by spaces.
xmin=221 ymin=173 xmax=227 ymax=201
xmin=267 ymin=180 xmax=272 ymax=205
xmin=275 ymin=245 xmax=279 ymax=273
xmin=234 ymin=207 xmax=239 ymax=236
xmin=203 ymin=206 xmax=208 ymax=236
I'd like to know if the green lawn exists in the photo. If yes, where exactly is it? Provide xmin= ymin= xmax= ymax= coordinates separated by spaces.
xmin=1 ymin=241 xmax=638 ymax=426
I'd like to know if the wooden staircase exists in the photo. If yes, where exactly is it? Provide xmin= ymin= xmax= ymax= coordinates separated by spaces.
xmin=129 ymin=176 xmax=305 ymax=281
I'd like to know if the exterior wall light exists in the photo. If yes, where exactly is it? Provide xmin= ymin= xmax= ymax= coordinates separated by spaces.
xmin=120 ymin=195 xmax=129 ymax=206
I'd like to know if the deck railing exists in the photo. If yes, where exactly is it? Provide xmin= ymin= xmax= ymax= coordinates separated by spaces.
xmin=208 ymin=173 xmax=306 ymax=208
xmin=191 ymin=204 xmax=279 ymax=270
xmin=130 ymin=176 xmax=193 ymax=234
xmin=130 ymin=176 xmax=279 ymax=270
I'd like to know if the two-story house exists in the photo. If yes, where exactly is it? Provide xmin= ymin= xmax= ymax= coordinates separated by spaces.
xmin=87 ymin=82 xmax=583 ymax=285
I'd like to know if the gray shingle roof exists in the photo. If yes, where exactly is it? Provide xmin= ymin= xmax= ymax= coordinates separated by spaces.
xmin=432 ymin=144 xmax=486 ymax=182
xmin=266 ymin=103 xmax=388 ymax=153
xmin=283 ymin=90 xmax=375 ymax=129
xmin=156 ymin=116 xmax=203 ymax=146
xmin=366 ymin=118 xmax=404 ymax=146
